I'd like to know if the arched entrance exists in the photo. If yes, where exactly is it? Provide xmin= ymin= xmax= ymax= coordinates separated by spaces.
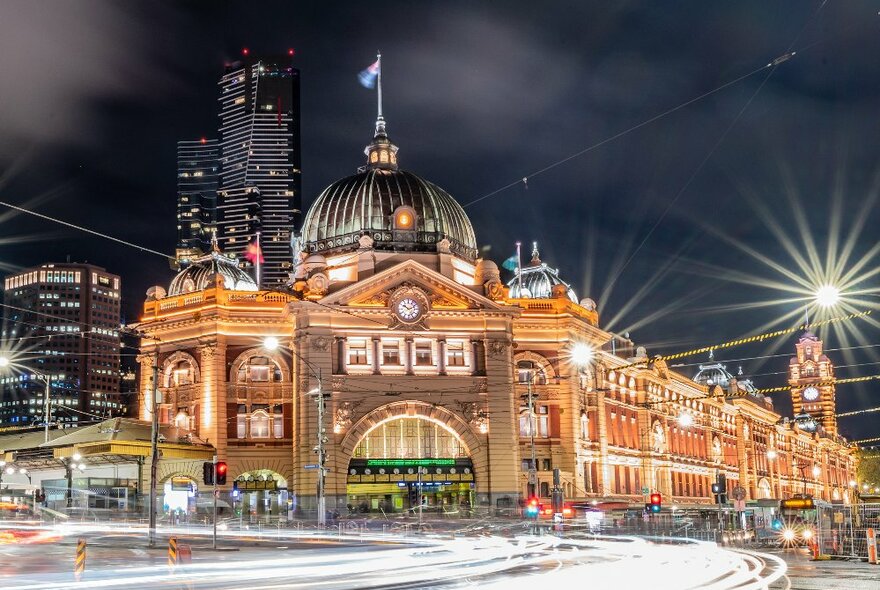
xmin=345 ymin=414 xmax=475 ymax=515
xmin=163 ymin=475 xmax=198 ymax=515
xmin=233 ymin=470 xmax=288 ymax=519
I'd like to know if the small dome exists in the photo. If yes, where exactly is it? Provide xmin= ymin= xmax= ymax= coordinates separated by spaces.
xmin=168 ymin=249 xmax=257 ymax=296
xmin=506 ymin=242 xmax=577 ymax=302
xmin=693 ymin=362 xmax=735 ymax=388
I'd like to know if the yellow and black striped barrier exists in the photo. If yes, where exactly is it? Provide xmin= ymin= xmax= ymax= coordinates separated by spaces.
xmin=74 ymin=537 xmax=86 ymax=581
xmin=168 ymin=536 xmax=178 ymax=569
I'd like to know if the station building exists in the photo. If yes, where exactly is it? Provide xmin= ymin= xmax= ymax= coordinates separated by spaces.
xmin=128 ymin=112 xmax=856 ymax=518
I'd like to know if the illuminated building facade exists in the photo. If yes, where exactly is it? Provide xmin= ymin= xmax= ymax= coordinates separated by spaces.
xmin=216 ymin=54 xmax=302 ymax=287
xmin=176 ymin=138 xmax=219 ymax=265
xmin=1 ymin=263 xmax=123 ymax=426
xmin=136 ymin=112 xmax=855 ymax=517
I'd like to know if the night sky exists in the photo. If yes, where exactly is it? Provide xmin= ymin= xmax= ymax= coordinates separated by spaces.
xmin=1 ymin=1 xmax=878 ymax=440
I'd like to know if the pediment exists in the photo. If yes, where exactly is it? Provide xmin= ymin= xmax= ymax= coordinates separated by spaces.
xmin=319 ymin=259 xmax=510 ymax=313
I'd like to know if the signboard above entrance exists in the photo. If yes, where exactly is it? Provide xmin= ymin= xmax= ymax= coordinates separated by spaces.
xmin=366 ymin=459 xmax=456 ymax=468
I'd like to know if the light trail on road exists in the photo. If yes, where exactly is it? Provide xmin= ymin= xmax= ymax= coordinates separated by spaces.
xmin=0 ymin=523 xmax=788 ymax=590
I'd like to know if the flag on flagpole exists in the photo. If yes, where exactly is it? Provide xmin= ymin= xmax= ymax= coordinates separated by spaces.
xmin=245 ymin=236 xmax=264 ymax=265
xmin=501 ymin=254 xmax=519 ymax=271
xmin=358 ymin=60 xmax=380 ymax=88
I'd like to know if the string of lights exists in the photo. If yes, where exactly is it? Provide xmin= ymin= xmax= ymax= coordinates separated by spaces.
xmin=614 ymin=310 xmax=872 ymax=371
xmin=835 ymin=405 xmax=880 ymax=418
xmin=753 ymin=373 xmax=880 ymax=395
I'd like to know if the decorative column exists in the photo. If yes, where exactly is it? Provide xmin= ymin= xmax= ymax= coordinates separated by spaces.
xmin=735 ymin=416 xmax=750 ymax=499
xmin=371 ymin=337 xmax=381 ymax=375
xmin=437 ymin=338 xmax=447 ymax=376
xmin=404 ymin=337 xmax=414 ymax=375
xmin=334 ymin=337 xmax=347 ymax=375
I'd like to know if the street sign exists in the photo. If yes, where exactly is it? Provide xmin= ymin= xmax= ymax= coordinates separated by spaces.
xmin=642 ymin=487 xmax=650 ymax=495
xmin=732 ymin=486 xmax=746 ymax=501
xmin=304 ymin=464 xmax=320 ymax=470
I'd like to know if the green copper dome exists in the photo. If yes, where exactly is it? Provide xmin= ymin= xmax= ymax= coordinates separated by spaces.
xmin=301 ymin=130 xmax=477 ymax=260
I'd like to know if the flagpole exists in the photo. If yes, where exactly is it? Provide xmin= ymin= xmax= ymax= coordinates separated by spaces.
xmin=376 ymin=51 xmax=382 ymax=123
xmin=515 ymin=241 xmax=522 ymax=297
xmin=255 ymin=231 xmax=261 ymax=287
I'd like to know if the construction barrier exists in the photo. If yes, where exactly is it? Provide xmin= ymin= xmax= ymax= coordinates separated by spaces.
xmin=74 ymin=537 xmax=86 ymax=581
xmin=868 ymin=528 xmax=877 ymax=564
xmin=168 ymin=536 xmax=178 ymax=569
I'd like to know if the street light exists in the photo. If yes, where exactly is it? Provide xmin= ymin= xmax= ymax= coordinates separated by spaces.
xmin=0 ymin=353 xmax=58 ymax=443
xmin=766 ymin=450 xmax=778 ymax=460
xmin=812 ymin=465 xmax=822 ymax=478
xmin=262 ymin=336 xmax=327 ymax=526
xmin=815 ymin=285 xmax=841 ymax=308
xmin=677 ymin=413 xmax=694 ymax=428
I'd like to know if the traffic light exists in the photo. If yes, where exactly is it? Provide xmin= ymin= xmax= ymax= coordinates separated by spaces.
xmin=407 ymin=485 xmax=419 ymax=508
xmin=215 ymin=461 xmax=228 ymax=485
xmin=712 ymin=474 xmax=727 ymax=504
xmin=649 ymin=492 xmax=662 ymax=513
xmin=525 ymin=496 xmax=539 ymax=517
xmin=202 ymin=461 xmax=214 ymax=485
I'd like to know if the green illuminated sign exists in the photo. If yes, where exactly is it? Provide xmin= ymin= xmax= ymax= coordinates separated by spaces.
xmin=366 ymin=459 xmax=456 ymax=467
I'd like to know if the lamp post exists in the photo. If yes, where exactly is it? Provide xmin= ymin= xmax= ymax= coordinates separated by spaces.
xmin=0 ymin=355 xmax=56 ymax=443
xmin=263 ymin=336 xmax=327 ymax=526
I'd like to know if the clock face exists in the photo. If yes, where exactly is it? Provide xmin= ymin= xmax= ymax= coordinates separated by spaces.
xmin=396 ymin=298 xmax=421 ymax=322
xmin=802 ymin=386 xmax=820 ymax=401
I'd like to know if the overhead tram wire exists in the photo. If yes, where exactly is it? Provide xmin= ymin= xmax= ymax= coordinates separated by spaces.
xmin=462 ymin=1 xmax=837 ymax=212
xmin=0 ymin=199 xmax=174 ymax=261
xmin=462 ymin=61 xmax=771 ymax=208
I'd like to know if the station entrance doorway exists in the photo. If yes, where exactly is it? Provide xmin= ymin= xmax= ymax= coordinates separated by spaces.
xmin=345 ymin=416 xmax=475 ymax=516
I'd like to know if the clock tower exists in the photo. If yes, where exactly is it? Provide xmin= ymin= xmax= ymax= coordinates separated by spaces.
xmin=788 ymin=332 xmax=837 ymax=436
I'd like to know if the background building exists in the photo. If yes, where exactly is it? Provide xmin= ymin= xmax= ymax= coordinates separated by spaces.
xmin=1 ymin=263 xmax=123 ymax=427
xmin=216 ymin=53 xmax=302 ymax=287
xmin=176 ymin=138 xmax=219 ymax=265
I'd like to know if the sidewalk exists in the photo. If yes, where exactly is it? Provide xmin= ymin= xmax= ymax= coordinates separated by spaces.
xmin=766 ymin=547 xmax=879 ymax=590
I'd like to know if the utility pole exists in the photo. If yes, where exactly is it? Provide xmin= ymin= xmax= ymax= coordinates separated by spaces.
xmin=527 ymin=378 xmax=537 ymax=498
xmin=43 ymin=375 xmax=51 ymax=443
xmin=212 ymin=455 xmax=218 ymax=550
xmin=417 ymin=467 xmax=424 ymax=530
xmin=315 ymin=368 xmax=326 ymax=527
xmin=148 ymin=347 xmax=160 ymax=547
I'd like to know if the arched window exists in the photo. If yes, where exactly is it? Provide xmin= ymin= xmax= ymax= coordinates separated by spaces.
xmin=352 ymin=416 xmax=467 ymax=459
xmin=517 ymin=360 xmax=547 ymax=385
xmin=235 ymin=404 xmax=283 ymax=439
xmin=236 ymin=356 xmax=283 ymax=383
xmin=166 ymin=360 xmax=194 ymax=387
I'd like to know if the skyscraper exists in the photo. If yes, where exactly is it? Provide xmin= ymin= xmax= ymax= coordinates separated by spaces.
xmin=0 ymin=263 xmax=123 ymax=427
xmin=176 ymin=138 xmax=219 ymax=265
xmin=216 ymin=53 xmax=302 ymax=287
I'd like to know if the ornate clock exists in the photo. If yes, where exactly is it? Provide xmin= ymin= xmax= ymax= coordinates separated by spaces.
xmin=802 ymin=386 xmax=820 ymax=401
xmin=396 ymin=298 xmax=422 ymax=323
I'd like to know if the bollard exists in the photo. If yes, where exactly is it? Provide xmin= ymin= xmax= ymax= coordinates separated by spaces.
xmin=74 ymin=538 xmax=87 ymax=581
xmin=168 ymin=536 xmax=179 ymax=569
xmin=868 ymin=528 xmax=877 ymax=565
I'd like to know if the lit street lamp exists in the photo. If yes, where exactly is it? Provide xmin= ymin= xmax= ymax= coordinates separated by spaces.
xmin=814 ymin=285 xmax=841 ymax=308
xmin=0 ymin=353 xmax=60 ymax=443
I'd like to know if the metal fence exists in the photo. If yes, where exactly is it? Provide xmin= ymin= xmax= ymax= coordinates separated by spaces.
xmin=815 ymin=502 xmax=880 ymax=560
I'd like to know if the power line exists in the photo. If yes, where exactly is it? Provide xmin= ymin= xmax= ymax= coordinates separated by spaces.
xmin=0 ymin=199 xmax=174 ymax=260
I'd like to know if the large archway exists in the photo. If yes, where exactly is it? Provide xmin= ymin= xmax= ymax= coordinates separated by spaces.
xmin=343 ymin=411 xmax=477 ymax=516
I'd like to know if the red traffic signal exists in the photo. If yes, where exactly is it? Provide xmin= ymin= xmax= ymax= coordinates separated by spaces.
xmin=215 ymin=461 xmax=228 ymax=485
xmin=650 ymin=493 xmax=661 ymax=505
xmin=528 ymin=496 xmax=539 ymax=507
